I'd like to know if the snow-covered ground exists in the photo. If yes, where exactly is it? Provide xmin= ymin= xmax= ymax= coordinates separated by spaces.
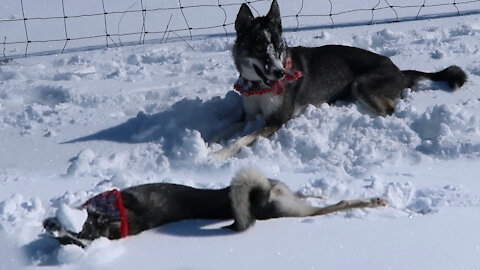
xmin=1 ymin=1 xmax=480 ymax=269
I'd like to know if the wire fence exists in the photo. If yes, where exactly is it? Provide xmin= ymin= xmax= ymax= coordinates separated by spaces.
xmin=1 ymin=0 xmax=480 ymax=60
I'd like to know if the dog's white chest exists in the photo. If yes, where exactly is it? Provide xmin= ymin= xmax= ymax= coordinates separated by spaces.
xmin=242 ymin=93 xmax=283 ymax=119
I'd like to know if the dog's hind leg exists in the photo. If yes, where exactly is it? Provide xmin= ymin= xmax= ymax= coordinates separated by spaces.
xmin=210 ymin=125 xmax=280 ymax=160
xmin=354 ymin=89 xmax=397 ymax=116
xmin=352 ymin=68 xmax=406 ymax=116
xmin=294 ymin=192 xmax=325 ymax=200
xmin=306 ymin=197 xmax=388 ymax=217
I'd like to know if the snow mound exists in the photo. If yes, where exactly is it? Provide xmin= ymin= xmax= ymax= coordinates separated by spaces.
xmin=56 ymin=237 xmax=124 ymax=265
xmin=0 ymin=194 xmax=44 ymax=245
xmin=56 ymin=204 xmax=88 ymax=234
xmin=56 ymin=244 xmax=84 ymax=264
xmin=412 ymin=103 xmax=480 ymax=158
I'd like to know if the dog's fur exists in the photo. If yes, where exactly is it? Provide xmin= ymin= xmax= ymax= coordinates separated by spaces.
xmin=43 ymin=168 xmax=387 ymax=247
xmin=211 ymin=0 xmax=467 ymax=159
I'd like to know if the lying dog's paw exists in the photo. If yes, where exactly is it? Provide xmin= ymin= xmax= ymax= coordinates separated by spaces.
xmin=44 ymin=217 xmax=63 ymax=236
xmin=370 ymin=197 xmax=388 ymax=207
xmin=43 ymin=217 xmax=88 ymax=248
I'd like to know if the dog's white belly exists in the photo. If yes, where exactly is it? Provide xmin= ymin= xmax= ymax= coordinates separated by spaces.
xmin=243 ymin=93 xmax=283 ymax=119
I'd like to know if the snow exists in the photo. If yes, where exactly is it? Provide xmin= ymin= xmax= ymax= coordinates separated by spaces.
xmin=1 ymin=0 xmax=480 ymax=269
xmin=56 ymin=204 xmax=88 ymax=234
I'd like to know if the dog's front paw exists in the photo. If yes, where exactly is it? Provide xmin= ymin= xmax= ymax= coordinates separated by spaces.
xmin=370 ymin=197 xmax=388 ymax=207
xmin=44 ymin=217 xmax=63 ymax=236
xmin=209 ymin=144 xmax=242 ymax=160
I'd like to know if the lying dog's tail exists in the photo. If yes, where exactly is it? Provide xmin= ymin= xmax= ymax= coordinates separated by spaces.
xmin=229 ymin=167 xmax=270 ymax=231
xmin=402 ymin=65 xmax=467 ymax=90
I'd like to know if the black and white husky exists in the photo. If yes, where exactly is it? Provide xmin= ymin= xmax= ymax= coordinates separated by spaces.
xmin=211 ymin=0 xmax=467 ymax=159
xmin=43 ymin=168 xmax=387 ymax=247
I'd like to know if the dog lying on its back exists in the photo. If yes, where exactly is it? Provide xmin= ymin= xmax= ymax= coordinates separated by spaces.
xmin=211 ymin=0 xmax=467 ymax=159
xmin=43 ymin=168 xmax=387 ymax=247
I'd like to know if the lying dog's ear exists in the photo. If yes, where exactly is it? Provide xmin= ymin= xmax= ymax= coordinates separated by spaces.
xmin=235 ymin=3 xmax=254 ymax=34
xmin=266 ymin=0 xmax=282 ymax=27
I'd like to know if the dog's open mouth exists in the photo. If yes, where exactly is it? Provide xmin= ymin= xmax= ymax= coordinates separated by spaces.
xmin=253 ymin=64 xmax=271 ymax=85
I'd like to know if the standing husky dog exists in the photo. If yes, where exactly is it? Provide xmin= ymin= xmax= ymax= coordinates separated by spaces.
xmin=43 ymin=168 xmax=387 ymax=247
xmin=211 ymin=0 xmax=467 ymax=159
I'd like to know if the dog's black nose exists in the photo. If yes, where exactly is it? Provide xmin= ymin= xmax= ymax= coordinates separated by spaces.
xmin=273 ymin=68 xmax=285 ymax=79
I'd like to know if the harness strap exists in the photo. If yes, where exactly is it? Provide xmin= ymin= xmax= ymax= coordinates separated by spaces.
xmin=82 ymin=189 xmax=129 ymax=238
xmin=113 ymin=190 xmax=129 ymax=238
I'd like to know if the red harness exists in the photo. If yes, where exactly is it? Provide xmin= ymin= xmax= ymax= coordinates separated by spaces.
xmin=234 ymin=57 xmax=303 ymax=97
xmin=82 ymin=189 xmax=129 ymax=238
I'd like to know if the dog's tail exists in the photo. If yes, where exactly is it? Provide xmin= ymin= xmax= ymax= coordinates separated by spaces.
xmin=402 ymin=65 xmax=467 ymax=90
xmin=229 ymin=167 xmax=270 ymax=231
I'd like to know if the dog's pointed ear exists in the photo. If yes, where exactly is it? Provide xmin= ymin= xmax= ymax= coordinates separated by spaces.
xmin=267 ymin=0 xmax=282 ymax=27
xmin=235 ymin=4 xmax=254 ymax=34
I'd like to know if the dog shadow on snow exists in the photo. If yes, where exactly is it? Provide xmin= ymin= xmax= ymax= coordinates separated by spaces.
xmin=20 ymin=220 xmax=233 ymax=266
xmin=157 ymin=219 xmax=236 ymax=237
xmin=21 ymin=235 xmax=63 ymax=266
xmin=62 ymin=81 xmax=454 ymax=149
xmin=63 ymin=91 xmax=246 ymax=148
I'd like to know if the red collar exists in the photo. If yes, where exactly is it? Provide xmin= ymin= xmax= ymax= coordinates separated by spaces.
xmin=234 ymin=57 xmax=303 ymax=97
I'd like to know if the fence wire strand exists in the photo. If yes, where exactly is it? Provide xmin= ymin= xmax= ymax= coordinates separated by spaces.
xmin=1 ymin=0 xmax=480 ymax=58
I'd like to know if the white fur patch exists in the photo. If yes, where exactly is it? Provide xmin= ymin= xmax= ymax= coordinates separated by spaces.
xmin=229 ymin=167 xmax=270 ymax=230
xmin=240 ymin=58 xmax=264 ymax=81
xmin=242 ymin=92 xmax=283 ymax=118
xmin=264 ymin=30 xmax=272 ymax=43
xmin=268 ymin=181 xmax=314 ymax=217
xmin=266 ymin=44 xmax=284 ymax=74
